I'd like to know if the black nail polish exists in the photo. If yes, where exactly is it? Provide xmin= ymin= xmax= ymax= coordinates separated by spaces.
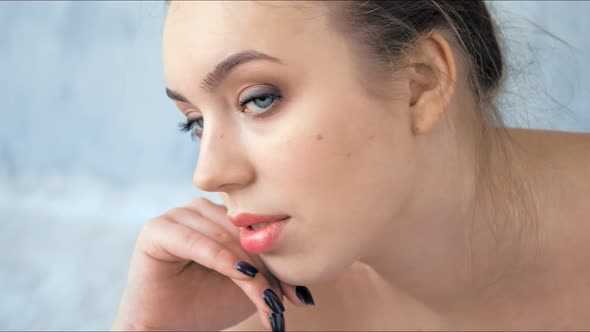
xmin=295 ymin=285 xmax=315 ymax=306
xmin=277 ymin=313 xmax=285 ymax=332
xmin=263 ymin=288 xmax=285 ymax=314
xmin=269 ymin=313 xmax=278 ymax=332
xmin=235 ymin=261 xmax=258 ymax=278
xmin=269 ymin=313 xmax=285 ymax=332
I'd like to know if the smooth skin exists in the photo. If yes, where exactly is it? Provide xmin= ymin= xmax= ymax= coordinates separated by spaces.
xmin=112 ymin=1 xmax=590 ymax=330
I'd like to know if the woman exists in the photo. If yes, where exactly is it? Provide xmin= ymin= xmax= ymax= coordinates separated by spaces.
xmin=112 ymin=1 xmax=590 ymax=330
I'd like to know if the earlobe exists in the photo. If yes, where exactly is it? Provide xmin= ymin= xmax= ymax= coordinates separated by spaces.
xmin=408 ymin=32 xmax=457 ymax=135
xmin=411 ymin=101 xmax=445 ymax=135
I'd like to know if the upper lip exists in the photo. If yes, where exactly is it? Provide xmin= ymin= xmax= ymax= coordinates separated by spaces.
xmin=227 ymin=212 xmax=290 ymax=228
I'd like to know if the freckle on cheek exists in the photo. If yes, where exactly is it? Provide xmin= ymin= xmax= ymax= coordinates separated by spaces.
xmin=346 ymin=152 xmax=352 ymax=158
xmin=316 ymin=133 xmax=323 ymax=140
xmin=368 ymin=135 xmax=374 ymax=140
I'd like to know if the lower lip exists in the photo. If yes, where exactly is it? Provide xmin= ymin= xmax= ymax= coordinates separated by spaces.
xmin=240 ymin=217 xmax=289 ymax=254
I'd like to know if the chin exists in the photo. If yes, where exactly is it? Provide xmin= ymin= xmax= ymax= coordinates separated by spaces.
xmin=264 ymin=253 xmax=356 ymax=286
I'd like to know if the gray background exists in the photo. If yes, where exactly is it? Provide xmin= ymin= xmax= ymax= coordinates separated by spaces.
xmin=0 ymin=1 xmax=588 ymax=330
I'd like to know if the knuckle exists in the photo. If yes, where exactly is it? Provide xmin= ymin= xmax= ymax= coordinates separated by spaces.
xmin=189 ymin=197 xmax=212 ymax=210
xmin=212 ymin=230 xmax=233 ymax=244
xmin=136 ymin=217 xmax=169 ymax=251
xmin=189 ymin=196 xmax=227 ymax=213
xmin=140 ymin=216 xmax=167 ymax=236
xmin=209 ymin=245 xmax=233 ymax=271
xmin=212 ymin=200 xmax=228 ymax=212
xmin=168 ymin=206 xmax=201 ymax=219
xmin=183 ymin=230 xmax=205 ymax=252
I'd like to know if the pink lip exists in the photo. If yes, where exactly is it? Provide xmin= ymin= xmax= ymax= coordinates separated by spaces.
xmin=239 ymin=217 xmax=290 ymax=254
xmin=227 ymin=212 xmax=291 ymax=254
xmin=228 ymin=212 xmax=290 ymax=228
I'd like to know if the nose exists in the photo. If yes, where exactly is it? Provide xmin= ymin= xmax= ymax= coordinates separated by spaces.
xmin=192 ymin=124 xmax=255 ymax=193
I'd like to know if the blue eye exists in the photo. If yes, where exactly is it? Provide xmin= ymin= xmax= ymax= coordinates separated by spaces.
xmin=178 ymin=117 xmax=204 ymax=141
xmin=177 ymin=89 xmax=283 ymax=141
xmin=239 ymin=92 xmax=282 ymax=115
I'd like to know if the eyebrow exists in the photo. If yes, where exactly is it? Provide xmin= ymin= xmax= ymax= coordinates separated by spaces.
xmin=165 ymin=49 xmax=282 ymax=103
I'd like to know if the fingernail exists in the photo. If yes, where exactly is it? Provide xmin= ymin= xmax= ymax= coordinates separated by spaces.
xmin=269 ymin=313 xmax=285 ymax=332
xmin=263 ymin=288 xmax=285 ymax=314
xmin=295 ymin=285 xmax=315 ymax=306
xmin=235 ymin=261 xmax=258 ymax=278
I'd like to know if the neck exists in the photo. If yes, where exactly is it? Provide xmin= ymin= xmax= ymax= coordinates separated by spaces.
xmin=358 ymin=122 xmax=547 ymax=320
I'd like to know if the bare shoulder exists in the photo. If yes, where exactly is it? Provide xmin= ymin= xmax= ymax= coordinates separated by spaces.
xmin=508 ymin=128 xmax=590 ymax=186
xmin=511 ymin=128 xmax=590 ymax=261
xmin=509 ymin=128 xmax=590 ymax=159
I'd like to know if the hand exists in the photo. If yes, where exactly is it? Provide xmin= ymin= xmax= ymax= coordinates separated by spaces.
xmin=111 ymin=197 xmax=313 ymax=331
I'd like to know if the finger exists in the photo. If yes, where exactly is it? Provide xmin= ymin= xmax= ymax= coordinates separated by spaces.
xmin=166 ymin=205 xmax=287 ymax=325
xmin=280 ymin=281 xmax=316 ymax=307
xmin=185 ymin=197 xmax=238 ymax=237
xmin=139 ymin=217 xmax=254 ymax=281
xmin=182 ymin=198 xmax=269 ymax=276
xmin=173 ymin=200 xmax=288 ymax=328
xmin=165 ymin=207 xmax=239 ymax=247
xmin=231 ymin=276 xmax=285 ymax=330
xmin=166 ymin=207 xmax=264 ymax=277
xmin=140 ymin=215 xmax=286 ymax=330
xmin=270 ymin=312 xmax=285 ymax=332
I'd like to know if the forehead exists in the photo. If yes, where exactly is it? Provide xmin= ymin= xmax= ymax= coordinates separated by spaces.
xmin=163 ymin=1 xmax=332 ymax=89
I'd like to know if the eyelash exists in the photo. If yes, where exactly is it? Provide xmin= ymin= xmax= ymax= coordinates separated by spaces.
xmin=177 ymin=91 xmax=283 ymax=141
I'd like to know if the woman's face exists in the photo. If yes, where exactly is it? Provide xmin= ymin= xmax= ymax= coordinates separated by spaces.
xmin=163 ymin=1 xmax=419 ymax=285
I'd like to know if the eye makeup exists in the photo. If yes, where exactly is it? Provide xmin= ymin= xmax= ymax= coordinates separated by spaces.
xmin=177 ymin=85 xmax=283 ymax=141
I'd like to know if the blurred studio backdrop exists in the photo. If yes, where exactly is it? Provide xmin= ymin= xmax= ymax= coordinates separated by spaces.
xmin=1 ymin=1 xmax=589 ymax=330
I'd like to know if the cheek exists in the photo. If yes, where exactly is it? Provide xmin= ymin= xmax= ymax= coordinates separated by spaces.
xmin=254 ymin=107 xmax=366 ymax=195
xmin=257 ymin=96 xmax=416 ymax=226
xmin=254 ymin=99 xmax=417 ymax=283
xmin=266 ymin=127 xmax=417 ymax=284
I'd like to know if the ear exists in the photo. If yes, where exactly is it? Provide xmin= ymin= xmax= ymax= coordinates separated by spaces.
xmin=407 ymin=31 xmax=457 ymax=135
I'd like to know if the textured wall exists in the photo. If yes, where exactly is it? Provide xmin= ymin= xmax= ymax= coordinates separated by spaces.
xmin=0 ymin=1 xmax=588 ymax=330
xmin=490 ymin=1 xmax=590 ymax=132
xmin=0 ymin=1 xmax=192 ymax=185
